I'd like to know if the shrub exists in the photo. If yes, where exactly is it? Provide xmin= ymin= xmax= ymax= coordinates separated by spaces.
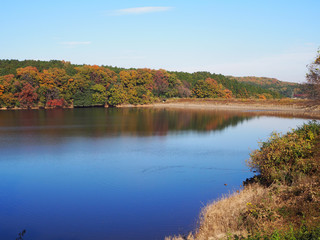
xmin=236 ymin=225 xmax=320 ymax=240
xmin=247 ymin=121 xmax=320 ymax=185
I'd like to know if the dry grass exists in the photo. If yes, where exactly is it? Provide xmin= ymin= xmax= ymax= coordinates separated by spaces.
xmin=195 ymin=184 xmax=266 ymax=239
xmin=166 ymin=176 xmax=320 ymax=240
xmin=164 ymin=234 xmax=194 ymax=240
xmin=195 ymin=184 xmax=276 ymax=240
xmin=166 ymin=184 xmax=271 ymax=240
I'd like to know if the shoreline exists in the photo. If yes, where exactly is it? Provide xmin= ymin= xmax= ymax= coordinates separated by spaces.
xmin=121 ymin=99 xmax=320 ymax=119
xmin=1 ymin=99 xmax=320 ymax=119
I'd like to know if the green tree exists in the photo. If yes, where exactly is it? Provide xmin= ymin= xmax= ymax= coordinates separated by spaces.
xmin=106 ymin=85 xmax=126 ymax=107
xmin=73 ymin=89 xmax=93 ymax=107
xmin=91 ymin=84 xmax=107 ymax=105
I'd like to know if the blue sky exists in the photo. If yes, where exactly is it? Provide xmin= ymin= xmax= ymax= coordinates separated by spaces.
xmin=1 ymin=0 xmax=319 ymax=83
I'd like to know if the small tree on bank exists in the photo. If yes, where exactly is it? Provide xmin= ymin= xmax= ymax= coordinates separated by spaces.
xmin=306 ymin=48 xmax=320 ymax=100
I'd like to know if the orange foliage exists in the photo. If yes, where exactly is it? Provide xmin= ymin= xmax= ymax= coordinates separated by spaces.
xmin=0 ymin=93 xmax=16 ymax=107
xmin=258 ymin=94 xmax=267 ymax=100
xmin=205 ymin=77 xmax=218 ymax=86
xmin=120 ymin=70 xmax=138 ymax=87
xmin=75 ymin=65 xmax=117 ymax=89
xmin=16 ymin=66 xmax=40 ymax=85
xmin=224 ymin=89 xmax=233 ymax=99
xmin=40 ymin=70 xmax=55 ymax=89
xmin=0 ymin=84 xmax=4 ymax=96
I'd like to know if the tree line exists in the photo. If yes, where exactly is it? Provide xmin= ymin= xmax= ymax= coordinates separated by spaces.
xmin=0 ymin=59 xmax=282 ymax=109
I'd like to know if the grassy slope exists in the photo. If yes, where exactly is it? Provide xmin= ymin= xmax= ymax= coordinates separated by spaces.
xmin=166 ymin=121 xmax=320 ymax=240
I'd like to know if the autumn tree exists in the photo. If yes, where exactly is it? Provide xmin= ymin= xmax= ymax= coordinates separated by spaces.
xmin=133 ymin=69 xmax=154 ymax=103
xmin=0 ymin=84 xmax=4 ymax=96
xmin=47 ymin=68 xmax=69 ymax=88
xmin=16 ymin=66 xmax=40 ymax=87
xmin=118 ymin=69 xmax=155 ymax=104
xmin=192 ymin=78 xmax=232 ymax=98
xmin=153 ymin=69 xmax=169 ymax=97
xmin=37 ymin=68 xmax=69 ymax=107
xmin=192 ymin=80 xmax=211 ymax=98
xmin=0 ymin=74 xmax=21 ymax=108
xmin=136 ymin=69 xmax=153 ymax=89
xmin=75 ymin=65 xmax=117 ymax=89
xmin=224 ymin=88 xmax=233 ymax=99
xmin=17 ymin=83 xmax=38 ymax=108
xmin=0 ymin=93 xmax=17 ymax=108
xmin=0 ymin=74 xmax=21 ymax=95
xmin=177 ymin=80 xmax=192 ymax=98
xmin=306 ymin=49 xmax=320 ymax=100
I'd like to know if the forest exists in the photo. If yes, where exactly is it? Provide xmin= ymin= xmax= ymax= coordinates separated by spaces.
xmin=0 ymin=59 xmax=281 ymax=109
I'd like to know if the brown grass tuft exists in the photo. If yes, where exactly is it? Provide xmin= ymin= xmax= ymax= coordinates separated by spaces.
xmin=194 ymin=184 xmax=269 ymax=239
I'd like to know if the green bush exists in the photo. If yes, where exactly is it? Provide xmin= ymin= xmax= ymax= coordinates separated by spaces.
xmin=233 ymin=225 xmax=320 ymax=240
xmin=247 ymin=121 xmax=320 ymax=185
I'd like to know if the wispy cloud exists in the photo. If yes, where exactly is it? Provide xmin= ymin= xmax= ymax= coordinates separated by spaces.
xmin=60 ymin=41 xmax=91 ymax=46
xmin=111 ymin=7 xmax=173 ymax=16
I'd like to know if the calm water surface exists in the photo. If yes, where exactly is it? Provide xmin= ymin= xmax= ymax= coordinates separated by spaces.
xmin=0 ymin=108 xmax=308 ymax=240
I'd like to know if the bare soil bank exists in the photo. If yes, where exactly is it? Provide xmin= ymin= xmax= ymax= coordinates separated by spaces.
xmin=120 ymin=98 xmax=320 ymax=119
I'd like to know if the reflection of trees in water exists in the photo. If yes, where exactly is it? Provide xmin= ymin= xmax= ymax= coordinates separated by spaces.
xmin=124 ymin=108 xmax=253 ymax=135
xmin=0 ymin=108 xmax=255 ymax=138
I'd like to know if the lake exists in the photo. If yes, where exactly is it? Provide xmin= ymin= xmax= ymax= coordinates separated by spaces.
xmin=0 ymin=108 xmax=309 ymax=240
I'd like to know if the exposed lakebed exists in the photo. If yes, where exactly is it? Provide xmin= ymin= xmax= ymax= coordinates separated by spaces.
xmin=0 ymin=108 xmax=309 ymax=240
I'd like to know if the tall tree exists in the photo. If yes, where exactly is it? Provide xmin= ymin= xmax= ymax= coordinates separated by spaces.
xmin=153 ymin=69 xmax=169 ymax=97
xmin=306 ymin=49 xmax=320 ymax=100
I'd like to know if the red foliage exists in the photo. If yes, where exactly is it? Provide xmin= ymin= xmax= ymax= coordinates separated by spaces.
xmin=46 ymin=99 xmax=66 ymax=108
xmin=153 ymin=70 xmax=169 ymax=96
xmin=17 ymin=83 xmax=38 ymax=108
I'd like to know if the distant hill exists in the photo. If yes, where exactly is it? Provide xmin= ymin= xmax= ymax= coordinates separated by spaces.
xmin=229 ymin=76 xmax=303 ymax=98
